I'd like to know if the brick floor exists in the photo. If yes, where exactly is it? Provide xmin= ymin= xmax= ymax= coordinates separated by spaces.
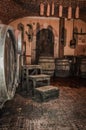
xmin=0 ymin=77 xmax=86 ymax=130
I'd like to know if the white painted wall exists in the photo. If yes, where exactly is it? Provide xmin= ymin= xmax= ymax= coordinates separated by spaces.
xmin=64 ymin=19 xmax=86 ymax=56
xmin=10 ymin=17 xmax=59 ymax=64
xmin=9 ymin=17 xmax=86 ymax=64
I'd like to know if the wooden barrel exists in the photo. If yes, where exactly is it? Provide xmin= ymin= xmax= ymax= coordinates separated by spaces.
xmin=0 ymin=24 xmax=18 ymax=108
xmin=55 ymin=58 xmax=72 ymax=77
xmin=64 ymin=55 xmax=78 ymax=76
xmin=38 ymin=56 xmax=55 ymax=76
xmin=78 ymin=56 xmax=86 ymax=78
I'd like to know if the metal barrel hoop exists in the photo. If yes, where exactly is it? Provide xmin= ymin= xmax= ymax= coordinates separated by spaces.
xmin=0 ymin=24 xmax=17 ymax=108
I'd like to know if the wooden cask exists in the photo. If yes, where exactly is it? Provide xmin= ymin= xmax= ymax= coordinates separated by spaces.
xmin=39 ymin=56 xmax=55 ymax=76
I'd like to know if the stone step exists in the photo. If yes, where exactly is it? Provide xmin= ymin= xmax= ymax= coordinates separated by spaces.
xmin=34 ymin=85 xmax=59 ymax=102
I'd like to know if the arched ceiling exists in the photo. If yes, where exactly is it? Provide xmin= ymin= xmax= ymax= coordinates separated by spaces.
xmin=0 ymin=0 xmax=86 ymax=24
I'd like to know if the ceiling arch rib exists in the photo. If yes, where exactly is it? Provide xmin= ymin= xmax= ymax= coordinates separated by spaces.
xmin=0 ymin=0 xmax=85 ymax=24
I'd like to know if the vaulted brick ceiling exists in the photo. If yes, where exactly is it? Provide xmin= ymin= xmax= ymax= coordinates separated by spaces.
xmin=0 ymin=0 xmax=86 ymax=24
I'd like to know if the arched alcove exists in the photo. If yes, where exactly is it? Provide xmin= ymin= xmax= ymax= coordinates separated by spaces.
xmin=36 ymin=28 xmax=54 ymax=63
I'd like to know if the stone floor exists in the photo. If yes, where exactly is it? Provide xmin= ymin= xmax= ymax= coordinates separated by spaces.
xmin=0 ymin=77 xmax=86 ymax=130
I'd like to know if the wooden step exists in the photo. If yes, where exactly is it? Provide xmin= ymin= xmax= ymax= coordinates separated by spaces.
xmin=22 ymin=65 xmax=42 ymax=80
xmin=34 ymin=85 xmax=59 ymax=102
xmin=28 ymin=74 xmax=50 ymax=95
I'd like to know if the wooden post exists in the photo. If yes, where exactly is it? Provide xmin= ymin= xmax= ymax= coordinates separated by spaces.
xmin=59 ymin=18 xmax=65 ymax=58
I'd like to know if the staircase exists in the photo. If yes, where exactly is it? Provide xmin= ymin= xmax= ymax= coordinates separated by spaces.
xmin=22 ymin=65 xmax=59 ymax=102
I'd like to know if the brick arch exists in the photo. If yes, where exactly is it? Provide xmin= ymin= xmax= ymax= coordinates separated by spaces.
xmin=32 ymin=24 xmax=59 ymax=63
xmin=35 ymin=25 xmax=56 ymax=63
xmin=33 ymin=24 xmax=58 ymax=37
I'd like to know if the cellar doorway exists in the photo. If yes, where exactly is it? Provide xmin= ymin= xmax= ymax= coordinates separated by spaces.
xmin=36 ymin=28 xmax=54 ymax=63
